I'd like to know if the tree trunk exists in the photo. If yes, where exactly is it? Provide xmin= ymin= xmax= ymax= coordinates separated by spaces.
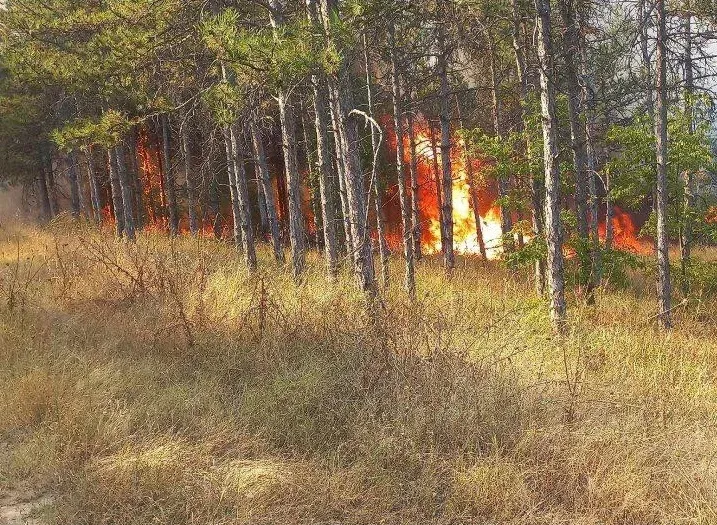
xmin=107 ymin=148 xmax=125 ymax=238
xmin=406 ymin=97 xmax=422 ymax=260
xmin=436 ymin=4 xmax=455 ymax=270
xmin=320 ymin=0 xmax=375 ymax=294
xmin=44 ymin=152 xmax=58 ymax=217
xmin=389 ymin=25 xmax=416 ymax=299
xmin=429 ymin=123 xmax=445 ymax=252
xmin=301 ymin=106 xmax=324 ymax=250
xmin=205 ymin=139 xmax=222 ymax=239
xmin=364 ymin=32 xmax=390 ymax=289
xmin=181 ymin=124 xmax=199 ymax=236
xmin=161 ymin=114 xmax=179 ymax=237
xmin=85 ymin=147 xmax=102 ymax=225
xmin=535 ymin=0 xmax=567 ymax=331
xmin=68 ymin=151 xmax=82 ymax=218
xmin=680 ymin=7 xmax=694 ymax=296
xmin=36 ymin=147 xmax=52 ymax=222
xmin=222 ymin=125 xmax=244 ymax=250
xmin=229 ymin=124 xmax=257 ymax=271
xmin=654 ymin=0 xmax=672 ymax=328
xmin=114 ymin=144 xmax=136 ymax=241
xmin=558 ymin=0 xmax=592 ymax=293
xmin=269 ymin=0 xmax=305 ymax=281
xmin=249 ymin=120 xmax=285 ymax=263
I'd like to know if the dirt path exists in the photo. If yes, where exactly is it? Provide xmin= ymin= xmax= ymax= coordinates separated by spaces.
xmin=0 ymin=490 xmax=53 ymax=525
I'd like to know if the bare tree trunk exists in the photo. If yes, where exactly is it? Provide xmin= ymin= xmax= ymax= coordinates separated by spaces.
xmin=558 ymin=0 xmax=591 ymax=293
xmin=654 ymin=0 xmax=672 ymax=328
xmin=249 ymin=120 xmax=284 ymax=263
xmin=128 ymin=132 xmax=144 ymax=230
xmin=301 ymin=106 xmax=324 ymax=250
xmin=605 ymin=168 xmax=614 ymax=248
xmin=269 ymin=1 xmax=305 ymax=281
xmin=161 ymin=114 xmax=179 ymax=237
xmin=320 ymin=0 xmax=375 ymax=294
xmin=205 ymin=139 xmax=222 ymax=239
xmin=456 ymin=98 xmax=486 ymax=259
xmin=86 ymin=147 xmax=102 ymax=225
xmin=36 ymin=146 xmax=52 ymax=221
xmin=222 ymin=126 xmax=244 ymax=250
xmin=680 ymin=6 xmax=694 ymax=296
xmin=114 ymin=144 xmax=136 ymax=241
xmin=364 ymin=33 xmax=390 ymax=289
xmin=44 ymin=152 xmax=58 ymax=217
xmin=406 ymin=98 xmax=422 ymax=260
xmin=535 ymin=0 xmax=567 ymax=331
xmin=389 ymin=25 xmax=416 ymax=299
xmin=436 ymin=3 xmax=455 ymax=270
xmin=181 ymin=124 xmax=199 ymax=236
xmin=229 ymin=124 xmax=257 ymax=271
xmin=68 ymin=151 xmax=82 ymax=218
xmin=107 ymin=148 xmax=125 ymax=238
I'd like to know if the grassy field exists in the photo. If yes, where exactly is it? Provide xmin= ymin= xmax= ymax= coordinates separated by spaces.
xmin=1 ymin=217 xmax=716 ymax=524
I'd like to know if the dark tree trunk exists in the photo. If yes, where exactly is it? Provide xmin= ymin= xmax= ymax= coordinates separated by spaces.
xmin=222 ymin=125 xmax=244 ymax=250
xmin=68 ymin=151 xmax=82 ymax=218
xmin=36 ymin=147 xmax=52 ymax=221
xmin=181 ymin=124 xmax=199 ymax=236
xmin=107 ymin=148 xmax=125 ymax=238
xmin=114 ymin=144 xmax=136 ymax=242
xmin=161 ymin=114 xmax=179 ymax=237
xmin=86 ymin=147 xmax=103 ymax=226
xmin=406 ymin=97 xmax=422 ymax=260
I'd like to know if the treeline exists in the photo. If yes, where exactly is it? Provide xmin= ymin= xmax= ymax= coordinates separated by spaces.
xmin=0 ymin=0 xmax=716 ymax=330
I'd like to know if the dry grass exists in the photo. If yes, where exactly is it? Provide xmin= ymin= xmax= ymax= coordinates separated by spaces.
xmin=0 ymin=216 xmax=716 ymax=524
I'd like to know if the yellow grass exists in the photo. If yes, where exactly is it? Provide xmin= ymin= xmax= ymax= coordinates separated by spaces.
xmin=1 ymin=215 xmax=716 ymax=524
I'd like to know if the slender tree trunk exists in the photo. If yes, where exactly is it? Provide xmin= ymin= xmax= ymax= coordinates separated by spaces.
xmin=222 ymin=126 xmax=244 ymax=250
xmin=128 ymin=130 xmax=144 ymax=231
xmin=654 ymin=0 xmax=672 ymax=328
xmin=67 ymin=151 xmax=81 ymax=218
xmin=680 ymin=7 xmax=694 ymax=296
xmin=107 ymin=148 xmax=125 ymax=238
xmin=44 ymin=152 xmax=58 ymax=217
xmin=456 ymin=98 xmax=486 ymax=258
xmin=86 ymin=148 xmax=102 ymax=226
xmin=181 ymin=124 xmax=199 ymax=236
xmin=229 ymin=124 xmax=257 ymax=271
xmin=605 ymin=169 xmax=614 ymax=248
xmin=364 ymin=32 xmax=390 ymax=289
xmin=206 ymin=139 xmax=222 ymax=239
xmin=559 ymin=0 xmax=592 ymax=294
xmin=535 ymin=0 xmax=567 ymax=331
xmin=436 ymin=4 xmax=455 ymax=270
xmin=301 ymin=106 xmax=324 ymax=250
xmin=406 ymin=98 xmax=422 ymax=260
xmin=36 ymin=147 xmax=52 ymax=221
xmin=320 ymin=0 xmax=375 ymax=294
xmin=389 ymin=26 xmax=416 ymax=299
xmin=249 ymin=120 xmax=285 ymax=263
xmin=161 ymin=114 xmax=179 ymax=237
xmin=114 ymin=144 xmax=136 ymax=241
xmin=269 ymin=0 xmax=305 ymax=280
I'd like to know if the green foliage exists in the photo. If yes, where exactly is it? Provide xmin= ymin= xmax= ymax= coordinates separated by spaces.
xmin=51 ymin=110 xmax=131 ymax=150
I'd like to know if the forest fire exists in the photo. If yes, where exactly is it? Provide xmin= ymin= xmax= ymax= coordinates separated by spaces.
xmin=599 ymin=206 xmax=652 ymax=255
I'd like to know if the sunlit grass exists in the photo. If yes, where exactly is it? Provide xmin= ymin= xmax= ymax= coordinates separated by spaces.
xmin=0 ymin=216 xmax=716 ymax=524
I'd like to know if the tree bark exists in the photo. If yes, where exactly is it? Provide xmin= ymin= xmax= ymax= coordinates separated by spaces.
xmin=44 ymin=152 xmax=58 ymax=217
xmin=436 ymin=3 xmax=455 ymax=270
xmin=389 ymin=25 xmax=416 ymax=299
xmin=269 ymin=0 xmax=306 ymax=281
xmin=160 ymin=114 xmax=179 ymax=237
xmin=364 ymin=32 xmax=390 ymax=289
xmin=429 ymin=123 xmax=445 ymax=252
xmin=229 ymin=124 xmax=257 ymax=271
xmin=114 ymin=144 xmax=136 ymax=241
xmin=68 ymin=151 xmax=82 ymax=218
xmin=680 ymin=6 xmax=694 ymax=296
xmin=535 ymin=0 xmax=567 ymax=331
xmin=406 ymin=96 xmax=422 ymax=260
xmin=36 ymin=147 xmax=52 ymax=222
xmin=222 ymin=125 xmax=244 ymax=250
xmin=86 ymin=147 xmax=102 ymax=225
xmin=107 ymin=148 xmax=125 ymax=238
xmin=249 ymin=120 xmax=284 ymax=263
xmin=654 ymin=0 xmax=672 ymax=328
xmin=558 ymin=0 xmax=591 ymax=292
xmin=181 ymin=123 xmax=200 ymax=236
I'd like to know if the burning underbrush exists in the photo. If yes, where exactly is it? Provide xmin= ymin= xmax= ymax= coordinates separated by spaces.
xmin=0 ymin=221 xmax=716 ymax=524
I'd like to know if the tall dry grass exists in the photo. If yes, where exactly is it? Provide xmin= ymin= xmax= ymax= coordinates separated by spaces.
xmin=0 ymin=216 xmax=716 ymax=524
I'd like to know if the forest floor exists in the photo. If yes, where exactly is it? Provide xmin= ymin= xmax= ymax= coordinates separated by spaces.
xmin=1 ymin=216 xmax=717 ymax=524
